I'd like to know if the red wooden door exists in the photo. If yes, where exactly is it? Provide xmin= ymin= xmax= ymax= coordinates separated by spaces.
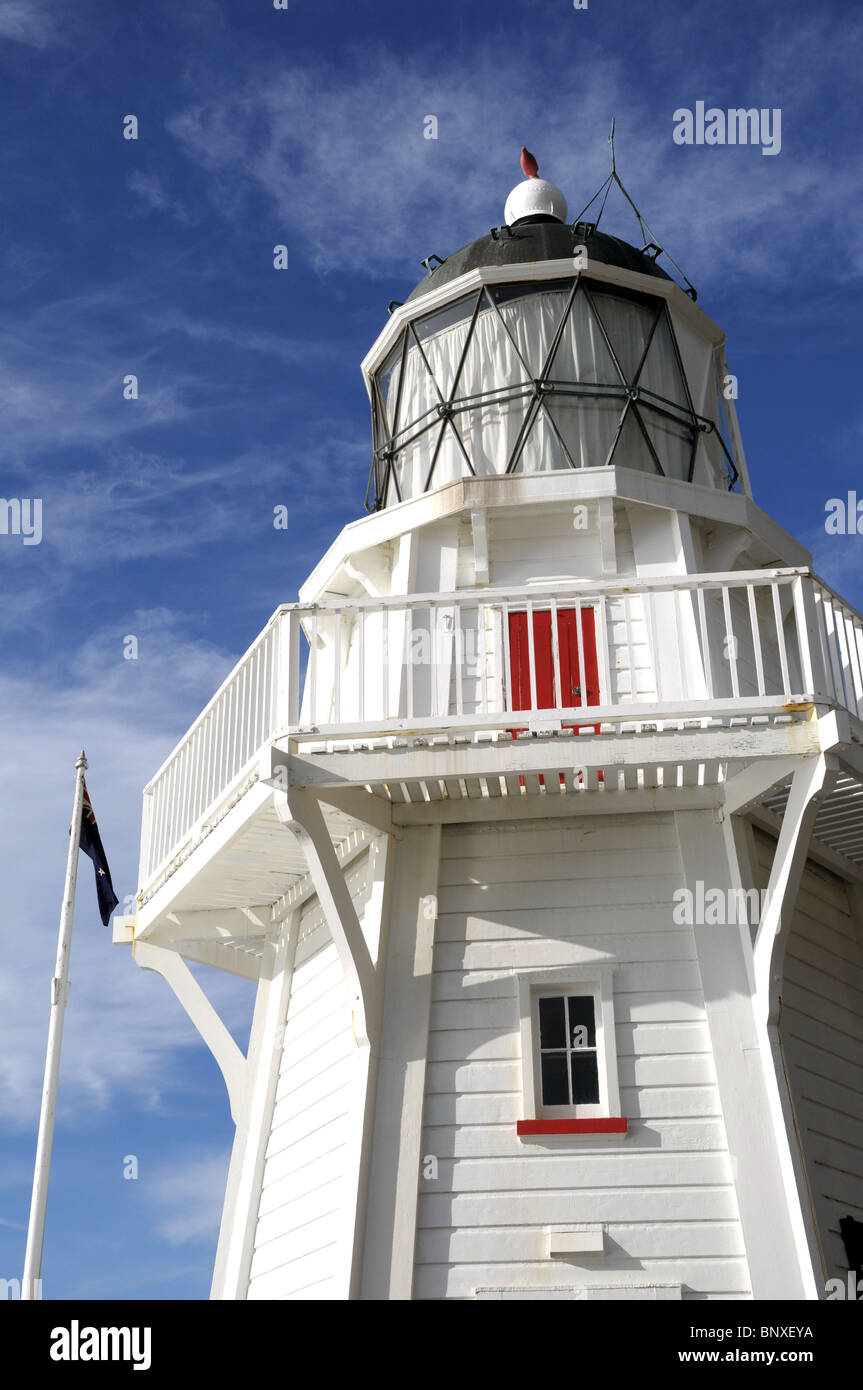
xmin=508 ymin=607 xmax=600 ymax=718
xmin=508 ymin=607 xmax=601 ymax=787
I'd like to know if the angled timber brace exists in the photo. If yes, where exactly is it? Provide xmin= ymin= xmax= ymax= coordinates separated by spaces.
xmin=752 ymin=753 xmax=839 ymax=1024
xmin=744 ymin=750 xmax=839 ymax=1293
xmin=134 ymin=940 xmax=248 ymax=1122
xmin=265 ymin=748 xmax=394 ymax=1050
xmin=274 ymin=786 xmax=377 ymax=1046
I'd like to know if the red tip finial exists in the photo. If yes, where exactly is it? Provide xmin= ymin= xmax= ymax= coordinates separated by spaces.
xmin=520 ymin=146 xmax=539 ymax=178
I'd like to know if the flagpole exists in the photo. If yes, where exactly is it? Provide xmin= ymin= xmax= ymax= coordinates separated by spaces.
xmin=22 ymin=749 xmax=88 ymax=1300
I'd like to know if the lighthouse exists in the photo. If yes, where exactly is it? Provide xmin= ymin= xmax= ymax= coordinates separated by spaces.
xmin=118 ymin=150 xmax=863 ymax=1301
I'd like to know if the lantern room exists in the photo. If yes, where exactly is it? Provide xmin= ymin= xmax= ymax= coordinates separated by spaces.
xmin=364 ymin=159 xmax=742 ymax=510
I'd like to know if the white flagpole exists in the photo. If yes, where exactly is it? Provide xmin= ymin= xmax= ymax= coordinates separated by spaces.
xmin=22 ymin=749 xmax=88 ymax=1300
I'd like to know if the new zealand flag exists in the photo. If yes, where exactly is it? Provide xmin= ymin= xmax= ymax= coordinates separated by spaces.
xmin=80 ymin=782 xmax=119 ymax=926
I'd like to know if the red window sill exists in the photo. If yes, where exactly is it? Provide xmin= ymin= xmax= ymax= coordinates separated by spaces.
xmin=517 ymin=1118 xmax=628 ymax=1136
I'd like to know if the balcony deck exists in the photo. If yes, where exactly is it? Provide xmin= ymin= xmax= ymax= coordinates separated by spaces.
xmin=127 ymin=567 xmax=863 ymax=963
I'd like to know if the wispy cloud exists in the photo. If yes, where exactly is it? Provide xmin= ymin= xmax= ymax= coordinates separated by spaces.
xmin=143 ymin=1149 xmax=232 ymax=1246
xmin=165 ymin=30 xmax=863 ymax=290
xmin=126 ymin=170 xmax=194 ymax=226
xmin=0 ymin=0 xmax=57 ymax=48
xmin=144 ymin=306 xmax=325 ymax=367
xmin=0 ymin=613 xmax=255 ymax=1128
xmin=0 ymin=289 xmax=200 ymax=460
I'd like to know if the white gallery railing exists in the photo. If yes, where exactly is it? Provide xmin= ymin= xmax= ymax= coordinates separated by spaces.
xmin=139 ymin=568 xmax=863 ymax=886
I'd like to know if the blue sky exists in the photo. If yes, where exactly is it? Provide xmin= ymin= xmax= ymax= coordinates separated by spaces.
xmin=1 ymin=0 xmax=862 ymax=1301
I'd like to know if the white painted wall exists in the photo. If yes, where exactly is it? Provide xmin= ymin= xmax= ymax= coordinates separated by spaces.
xmin=413 ymin=813 xmax=751 ymax=1299
xmin=751 ymin=828 xmax=863 ymax=1285
xmin=245 ymin=852 xmax=373 ymax=1299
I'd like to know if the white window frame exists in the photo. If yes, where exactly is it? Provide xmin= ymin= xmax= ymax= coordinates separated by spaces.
xmin=517 ymin=965 xmax=621 ymax=1120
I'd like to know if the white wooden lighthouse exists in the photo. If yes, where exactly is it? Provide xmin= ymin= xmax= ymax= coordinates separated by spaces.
xmin=118 ymin=151 xmax=863 ymax=1301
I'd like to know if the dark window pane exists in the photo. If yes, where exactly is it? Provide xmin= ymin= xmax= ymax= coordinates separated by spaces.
xmin=489 ymin=279 xmax=573 ymax=308
xmin=376 ymin=335 xmax=405 ymax=435
xmin=567 ymin=996 xmax=596 ymax=1048
xmin=539 ymin=996 xmax=566 ymax=1049
xmin=541 ymin=1053 xmax=570 ymax=1106
xmin=571 ymin=1052 xmax=600 ymax=1104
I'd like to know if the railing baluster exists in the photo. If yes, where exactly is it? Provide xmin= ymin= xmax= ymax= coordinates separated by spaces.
xmin=503 ymin=601 xmax=514 ymax=716
xmin=381 ymin=607 xmax=389 ymax=722
xmin=333 ymin=615 xmax=342 ymax=725
xmin=238 ymin=657 xmax=250 ymax=767
xmin=550 ymin=595 xmax=562 ymax=708
xmin=622 ymin=593 xmax=634 ymax=704
xmin=479 ymin=602 xmax=489 ymax=715
xmin=820 ymin=591 xmax=842 ymax=704
xmin=597 ymin=594 xmax=609 ymax=707
xmin=696 ymin=588 xmax=713 ymax=700
xmin=849 ymin=612 xmax=863 ymax=719
xmin=721 ymin=586 xmax=740 ymax=699
xmin=260 ymin=627 xmax=272 ymax=743
xmin=575 ymin=597 xmax=587 ymax=713
xmin=358 ymin=609 xmax=365 ymax=724
xmin=673 ymin=588 xmax=687 ymax=701
xmin=772 ymin=583 xmax=791 ymax=700
xmin=835 ymin=606 xmax=853 ymax=710
xmin=248 ymin=648 xmax=258 ymax=758
xmin=283 ymin=610 xmax=300 ymax=732
xmin=309 ymin=612 xmax=318 ymax=724
xmin=526 ymin=599 xmax=538 ymax=713
xmin=646 ymin=591 xmax=662 ymax=704
xmin=406 ymin=604 xmax=415 ymax=721
xmin=747 ymin=585 xmax=765 ymax=696
xmin=454 ymin=603 xmax=463 ymax=719
xmin=792 ymin=574 xmax=821 ymax=699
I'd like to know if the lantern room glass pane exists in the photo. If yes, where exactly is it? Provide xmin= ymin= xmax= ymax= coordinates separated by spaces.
xmin=413 ymin=293 xmax=479 ymax=399
xmin=548 ymin=289 xmax=620 ymax=385
xmin=455 ymin=296 xmax=533 ymax=401
xmin=642 ymin=411 xmax=694 ymax=482
xmin=609 ymin=405 xmax=663 ymax=475
xmin=696 ymin=427 xmax=729 ymax=488
xmin=456 ymin=393 xmax=531 ymax=476
xmin=513 ymin=408 xmax=573 ymax=473
xmin=425 ymin=419 xmax=474 ymax=489
xmin=491 ymin=281 xmax=572 ymax=377
xmin=400 ymin=331 xmax=444 ymax=423
xmin=637 ymin=310 xmax=690 ymax=409
xmin=589 ymin=289 xmax=658 ymax=382
xmin=544 ymin=395 xmax=622 ymax=470
xmin=393 ymin=419 xmax=446 ymax=498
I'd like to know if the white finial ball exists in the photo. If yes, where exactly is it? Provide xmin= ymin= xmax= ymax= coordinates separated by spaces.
xmin=504 ymin=177 xmax=568 ymax=227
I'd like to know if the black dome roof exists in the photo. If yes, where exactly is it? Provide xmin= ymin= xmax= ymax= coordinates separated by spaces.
xmin=406 ymin=217 xmax=673 ymax=305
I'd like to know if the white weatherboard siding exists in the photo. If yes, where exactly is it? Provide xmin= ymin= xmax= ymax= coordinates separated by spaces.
xmin=752 ymin=828 xmax=863 ymax=1284
xmin=485 ymin=501 xmax=611 ymax=588
xmin=246 ymin=852 xmax=373 ymax=1300
xmin=415 ymin=814 xmax=750 ymax=1300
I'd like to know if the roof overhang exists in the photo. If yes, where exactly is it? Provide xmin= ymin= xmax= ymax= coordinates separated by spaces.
xmin=298 ymin=467 xmax=812 ymax=604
